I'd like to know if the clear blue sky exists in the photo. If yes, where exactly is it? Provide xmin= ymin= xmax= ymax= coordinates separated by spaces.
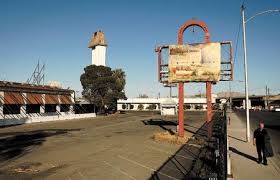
xmin=0 ymin=0 xmax=279 ymax=97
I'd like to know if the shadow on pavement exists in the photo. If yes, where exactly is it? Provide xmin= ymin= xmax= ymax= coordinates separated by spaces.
xmin=264 ymin=125 xmax=280 ymax=131
xmin=145 ymin=120 xmax=217 ymax=179
xmin=142 ymin=119 xmax=208 ymax=136
xmin=142 ymin=119 xmax=177 ymax=135
xmin=229 ymin=146 xmax=257 ymax=162
xmin=143 ymin=111 xmax=230 ymax=179
xmin=0 ymin=128 xmax=81 ymax=164
xmin=228 ymin=135 xmax=247 ymax=143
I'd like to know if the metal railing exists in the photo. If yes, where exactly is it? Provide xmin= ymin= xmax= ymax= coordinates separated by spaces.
xmin=211 ymin=106 xmax=227 ymax=180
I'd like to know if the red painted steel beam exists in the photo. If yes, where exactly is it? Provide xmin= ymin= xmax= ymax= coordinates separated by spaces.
xmin=157 ymin=48 xmax=161 ymax=82
xmin=230 ymin=42 xmax=233 ymax=81
xmin=178 ymin=20 xmax=210 ymax=44
xmin=178 ymin=82 xmax=184 ymax=137
xmin=206 ymin=81 xmax=212 ymax=137
xmin=177 ymin=19 xmax=212 ymax=138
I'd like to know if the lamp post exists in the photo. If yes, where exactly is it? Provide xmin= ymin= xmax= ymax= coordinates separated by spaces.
xmin=241 ymin=5 xmax=280 ymax=142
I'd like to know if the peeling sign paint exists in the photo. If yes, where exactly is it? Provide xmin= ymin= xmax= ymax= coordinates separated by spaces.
xmin=168 ymin=43 xmax=221 ymax=83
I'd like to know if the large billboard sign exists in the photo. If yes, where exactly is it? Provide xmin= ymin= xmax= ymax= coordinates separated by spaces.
xmin=168 ymin=43 xmax=221 ymax=83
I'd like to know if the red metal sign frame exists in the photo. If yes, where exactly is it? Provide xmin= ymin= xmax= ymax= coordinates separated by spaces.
xmin=155 ymin=19 xmax=233 ymax=137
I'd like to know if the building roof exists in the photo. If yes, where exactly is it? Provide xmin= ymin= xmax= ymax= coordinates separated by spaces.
xmin=216 ymin=95 xmax=266 ymax=100
xmin=161 ymin=98 xmax=177 ymax=105
xmin=0 ymin=81 xmax=74 ymax=95
xmin=88 ymin=31 xmax=107 ymax=48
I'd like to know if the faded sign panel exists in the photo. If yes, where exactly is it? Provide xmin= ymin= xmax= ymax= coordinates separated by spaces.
xmin=168 ymin=43 xmax=221 ymax=83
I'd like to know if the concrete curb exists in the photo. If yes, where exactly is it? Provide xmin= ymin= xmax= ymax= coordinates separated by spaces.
xmin=227 ymin=111 xmax=234 ymax=180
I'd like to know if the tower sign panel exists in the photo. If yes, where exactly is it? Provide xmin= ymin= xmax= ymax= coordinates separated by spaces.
xmin=168 ymin=43 xmax=221 ymax=83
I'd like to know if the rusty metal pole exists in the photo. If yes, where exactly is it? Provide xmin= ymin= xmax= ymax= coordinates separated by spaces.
xmin=177 ymin=20 xmax=211 ymax=138
xmin=206 ymin=81 xmax=212 ymax=137
xmin=157 ymin=48 xmax=162 ymax=82
xmin=178 ymin=82 xmax=184 ymax=137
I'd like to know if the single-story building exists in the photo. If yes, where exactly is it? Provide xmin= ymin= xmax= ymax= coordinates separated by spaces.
xmin=0 ymin=81 xmax=96 ymax=126
xmin=117 ymin=96 xmax=216 ymax=111
xmin=160 ymin=98 xmax=177 ymax=115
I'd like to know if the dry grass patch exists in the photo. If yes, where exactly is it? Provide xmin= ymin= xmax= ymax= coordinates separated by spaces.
xmin=153 ymin=131 xmax=190 ymax=145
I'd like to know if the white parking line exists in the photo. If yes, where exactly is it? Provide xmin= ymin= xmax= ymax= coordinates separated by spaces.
xmin=78 ymin=171 xmax=87 ymax=180
xmin=103 ymin=161 xmax=137 ymax=180
xmin=118 ymin=155 xmax=180 ymax=180
xmin=95 ymin=120 xmax=136 ymax=130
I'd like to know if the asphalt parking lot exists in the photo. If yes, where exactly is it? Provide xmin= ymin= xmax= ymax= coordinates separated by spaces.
xmin=0 ymin=111 xmax=207 ymax=180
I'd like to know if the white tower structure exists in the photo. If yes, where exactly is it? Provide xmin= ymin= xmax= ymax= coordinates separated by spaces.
xmin=88 ymin=31 xmax=107 ymax=66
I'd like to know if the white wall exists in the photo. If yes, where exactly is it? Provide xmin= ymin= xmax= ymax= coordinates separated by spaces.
xmin=117 ymin=103 xmax=160 ymax=111
xmin=0 ymin=113 xmax=97 ymax=127
xmin=161 ymin=107 xmax=176 ymax=115
xmin=92 ymin=46 xmax=106 ymax=66
xmin=117 ymin=97 xmax=216 ymax=111
xmin=118 ymin=97 xmax=216 ymax=104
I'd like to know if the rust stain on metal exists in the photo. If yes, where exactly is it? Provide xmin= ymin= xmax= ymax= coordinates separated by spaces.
xmin=170 ymin=46 xmax=200 ymax=55
xmin=60 ymin=95 xmax=72 ymax=104
xmin=0 ymin=81 xmax=74 ymax=94
xmin=4 ymin=92 xmax=24 ymax=104
xmin=168 ymin=43 xmax=221 ymax=83
xmin=45 ymin=94 xmax=59 ymax=104
xmin=27 ymin=93 xmax=43 ymax=104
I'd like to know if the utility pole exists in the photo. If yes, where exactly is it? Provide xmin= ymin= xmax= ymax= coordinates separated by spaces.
xmin=229 ymin=81 xmax=232 ymax=110
xmin=240 ymin=3 xmax=279 ymax=142
xmin=242 ymin=5 xmax=251 ymax=142
xmin=265 ymin=85 xmax=268 ymax=110
xmin=268 ymin=88 xmax=270 ymax=110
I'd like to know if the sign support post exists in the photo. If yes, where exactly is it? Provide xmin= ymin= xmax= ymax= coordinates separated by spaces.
xmin=177 ymin=20 xmax=211 ymax=138
xmin=206 ymin=81 xmax=212 ymax=137
xmin=178 ymin=82 xmax=185 ymax=137
xmin=156 ymin=19 xmax=233 ymax=138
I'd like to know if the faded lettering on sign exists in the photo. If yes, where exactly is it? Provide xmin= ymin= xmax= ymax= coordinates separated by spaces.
xmin=168 ymin=43 xmax=221 ymax=83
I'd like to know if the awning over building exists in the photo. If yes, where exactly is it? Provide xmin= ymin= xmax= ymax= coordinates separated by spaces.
xmin=60 ymin=95 xmax=72 ymax=104
xmin=4 ymin=92 xmax=24 ymax=104
xmin=27 ymin=93 xmax=43 ymax=104
xmin=45 ymin=94 xmax=59 ymax=104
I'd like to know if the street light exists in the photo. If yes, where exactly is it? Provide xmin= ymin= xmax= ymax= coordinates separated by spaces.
xmin=241 ymin=5 xmax=280 ymax=142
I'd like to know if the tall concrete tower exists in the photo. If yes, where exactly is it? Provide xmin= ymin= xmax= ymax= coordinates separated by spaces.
xmin=88 ymin=31 xmax=107 ymax=66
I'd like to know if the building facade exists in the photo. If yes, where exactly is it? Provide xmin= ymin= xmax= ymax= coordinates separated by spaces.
xmin=117 ymin=97 xmax=216 ymax=111
xmin=0 ymin=81 xmax=96 ymax=126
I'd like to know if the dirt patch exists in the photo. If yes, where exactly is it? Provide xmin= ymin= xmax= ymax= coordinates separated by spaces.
xmin=153 ymin=131 xmax=190 ymax=145
xmin=9 ymin=161 xmax=58 ymax=174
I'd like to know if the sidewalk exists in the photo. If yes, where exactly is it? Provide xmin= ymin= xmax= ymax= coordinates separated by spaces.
xmin=228 ymin=112 xmax=280 ymax=180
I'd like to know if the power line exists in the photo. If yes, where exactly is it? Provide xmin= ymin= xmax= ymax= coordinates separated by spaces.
xmin=233 ymin=0 xmax=247 ymax=65
xmin=233 ymin=14 xmax=242 ymax=65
